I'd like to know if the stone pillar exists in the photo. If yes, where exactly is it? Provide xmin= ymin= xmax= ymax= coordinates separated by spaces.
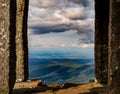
xmin=0 ymin=0 xmax=16 ymax=93
xmin=108 ymin=0 xmax=120 ymax=94
xmin=16 ymin=0 xmax=29 ymax=82
xmin=95 ymin=0 xmax=109 ymax=83
xmin=22 ymin=0 xmax=29 ymax=81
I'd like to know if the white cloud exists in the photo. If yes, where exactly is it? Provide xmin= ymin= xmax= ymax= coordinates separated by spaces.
xmin=59 ymin=7 xmax=85 ymax=19
xmin=79 ymin=44 xmax=94 ymax=48
xmin=71 ymin=44 xmax=77 ymax=47
xmin=69 ymin=30 xmax=78 ymax=34
xmin=60 ymin=44 xmax=66 ymax=47
xmin=81 ymin=44 xmax=88 ymax=48
xmin=28 ymin=0 xmax=95 ymax=48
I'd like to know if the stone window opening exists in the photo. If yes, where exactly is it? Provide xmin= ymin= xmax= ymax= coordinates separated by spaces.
xmin=0 ymin=0 xmax=120 ymax=94
xmin=27 ymin=0 xmax=95 ymax=85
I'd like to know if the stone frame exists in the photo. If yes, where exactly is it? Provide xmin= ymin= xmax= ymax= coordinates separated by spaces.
xmin=0 ymin=0 xmax=120 ymax=94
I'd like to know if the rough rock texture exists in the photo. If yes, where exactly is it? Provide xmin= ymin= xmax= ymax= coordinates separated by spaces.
xmin=108 ymin=0 xmax=120 ymax=94
xmin=0 ymin=0 xmax=16 ymax=93
xmin=16 ymin=0 xmax=25 ymax=81
xmin=13 ymin=82 xmax=108 ymax=94
xmin=95 ymin=0 xmax=109 ymax=83
xmin=22 ymin=0 xmax=29 ymax=82
xmin=0 ymin=0 xmax=29 ymax=93
xmin=14 ymin=80 xmax=42 ymax=88
xmin=16 ymin=0 xmax=28 ymax=82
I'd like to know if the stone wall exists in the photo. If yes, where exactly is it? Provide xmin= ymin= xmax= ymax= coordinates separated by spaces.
xmin=95 ymin=0 xmax=109 ymax=83
xmin=108 ymin=0 xmax=120 ymax=94
xmin=16 ymin=0 xmax=25 ymax=81
xmin=22 ymin=0 xmax=29 ymax=82
xmin=16 ymin=0 xmax=28 ymax=82
xmin=0 ymin=0 xmax=16 ymax=93
xmin=0 ymin=0 xmax=28 ymax=93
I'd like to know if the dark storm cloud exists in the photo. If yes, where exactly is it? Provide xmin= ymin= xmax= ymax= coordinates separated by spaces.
xmin=31 ymin=28 xmax=94 ymax=44
xmin=29 ymin=20 xmax=94 ymax=44
xmin=28 ymin=0 xmax=94 ymax=44
xmin=78 ymin=29 xmax=94 ymax=44
xmin=29 ymin=24 xmax=70 ymax=34
xmin=31 ymin=28 xmax=69 ymax=34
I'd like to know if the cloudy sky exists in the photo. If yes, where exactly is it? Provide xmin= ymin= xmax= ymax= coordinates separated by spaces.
xmin=28 ymin=0 xmax=95 ymax=51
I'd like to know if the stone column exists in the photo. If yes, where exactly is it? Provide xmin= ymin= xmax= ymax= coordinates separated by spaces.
xmin=95 ymin=0 xmax=109 ymax=83
xmin=22 ymin=0 xmax=29 ymax=82
xmin=16 ymin=0 xmax=29 ymax=82
xmin=0 ymin=0 xmax=16 ymax=93
xmin=108 ymin=0 xmax=120 ymax=94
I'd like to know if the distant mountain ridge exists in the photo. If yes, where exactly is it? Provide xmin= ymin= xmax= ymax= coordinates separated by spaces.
xmin=29 ymin=58 xmax=94 ymax=85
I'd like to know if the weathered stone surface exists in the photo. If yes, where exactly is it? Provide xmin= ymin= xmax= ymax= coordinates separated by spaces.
xmin=16 ymin=0 xmax=29 ymax=81
xmin=0 ymin=0 xmax=29 ymax=93
xmin=16 ymin=0 xmax=25 ymax=81
xmin=13 ymin=83 xmax=108 ymax=94
xmin=14 ymin=80 xmax=42 ymax=88
xmin=108 ymin=0 xmax=120 ymax=94
xmin=0 ymin=0 xmax=16 ymax=93
xmin=22 ymin=0 xmax=29 ymax=82
xmin=95 ymin=0 xmax=109 ymax=83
